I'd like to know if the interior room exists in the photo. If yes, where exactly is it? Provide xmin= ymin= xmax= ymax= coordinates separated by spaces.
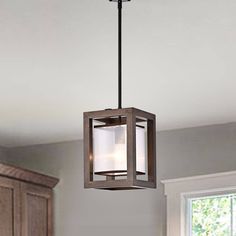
xmin=0 ymin=0 xmax=236 ymax=235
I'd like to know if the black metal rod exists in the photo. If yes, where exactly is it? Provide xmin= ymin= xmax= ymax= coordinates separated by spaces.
xmin=118 ymin=0 xmax=122 ymax=109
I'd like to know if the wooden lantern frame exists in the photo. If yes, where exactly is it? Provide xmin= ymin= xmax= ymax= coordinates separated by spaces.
xmin=84 ymin=107 xmax=156 ymax=190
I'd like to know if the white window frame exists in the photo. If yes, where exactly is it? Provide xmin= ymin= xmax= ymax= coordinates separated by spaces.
xmin=162 ymin=171 xmax=236 ymax=236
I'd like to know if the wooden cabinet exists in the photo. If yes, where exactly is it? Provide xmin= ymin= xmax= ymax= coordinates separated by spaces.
xmin=0 ymin=176 xmax=20 ymax=236
xmin=0 ymin=163 xmax=59 ymax=236
xmin=21 ymin=183 xmax=53 ymax=236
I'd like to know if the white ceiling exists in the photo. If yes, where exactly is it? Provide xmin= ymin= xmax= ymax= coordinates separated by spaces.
xmin=0 ymin=0 xmax=236 ymax=147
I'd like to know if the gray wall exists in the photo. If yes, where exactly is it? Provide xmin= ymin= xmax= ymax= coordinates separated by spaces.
xmin=5 ymin=122 xmax=236 ymax=236
xmin=0 ymin=146 xmax=8 ymax=162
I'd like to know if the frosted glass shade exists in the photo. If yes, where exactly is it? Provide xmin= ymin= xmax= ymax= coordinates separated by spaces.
xmin=93 ymin=125 xmax=146 ymax=176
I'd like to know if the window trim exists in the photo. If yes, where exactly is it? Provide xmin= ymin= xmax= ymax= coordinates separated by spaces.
xmin=162 ymin=171 xmax=236 ymax=236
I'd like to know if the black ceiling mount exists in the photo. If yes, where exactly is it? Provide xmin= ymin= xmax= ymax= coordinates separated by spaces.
xmin=109 ymin=0 xmax=131 ymax=2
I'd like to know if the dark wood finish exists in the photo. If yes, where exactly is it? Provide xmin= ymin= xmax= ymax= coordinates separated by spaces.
xmin=96 ymin=170 xmax=144 ymax=177
xmin=21 ymin=183 xmax=53 ymax=236
xmin=0 ymin=163 xmax=58 ymax=236
xmin=84 ymin=107 xmax=156 ymax=190
xmin=85 ymin=179 xmax=133 ymax=189
xmin=94 ymin=116 xmax=145 ymax=128
xmin=84 ymin=113 xmax=93 ymax=187
xmin=95 ymin=116 xmax=127 ymax=126
xmin=0 ymin=176 xmax=20 ymax=236
xmin=127 ymin=110 xmax=136 ymax=181
xmin=0 ymin=163 xmax=59 ymax=188
xmin=147 ymin=117 xmax=157 ymax=186
xmin=84 ymin=108 xmax=129 ymax=119
xmin=133 ymin=107 xmax=156 ymax=121
xmin=88 ymin=118 xmax=94 ymax=183
xmin=133 ymin=179 xmax=156 ymax=188
xmin=106 ymin=176 xmax=115 ymax=181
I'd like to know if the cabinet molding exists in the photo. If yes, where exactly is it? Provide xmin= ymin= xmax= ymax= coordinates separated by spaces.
xmin=0 ymin=163 xmax=59 ymax=188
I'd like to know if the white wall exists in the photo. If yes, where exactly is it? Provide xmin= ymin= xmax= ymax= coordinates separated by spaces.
xmin=4 ymin=122 xmax=236 ymax=236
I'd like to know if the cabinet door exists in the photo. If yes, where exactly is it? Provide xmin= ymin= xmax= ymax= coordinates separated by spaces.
xmin=21 ymin=183 xmax=53 ymax=236
xmin=0 ymin=176 xmax=20 ymax=236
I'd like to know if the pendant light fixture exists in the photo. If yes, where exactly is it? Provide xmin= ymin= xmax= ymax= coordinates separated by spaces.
xmin=84 ymin=0 xmax=156 ymax=190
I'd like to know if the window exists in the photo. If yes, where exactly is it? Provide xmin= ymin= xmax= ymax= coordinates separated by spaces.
xmin=189 ymin=194 xmax=236 ymax=236
xmin=162 ymin=171 xmax=236 ymax=236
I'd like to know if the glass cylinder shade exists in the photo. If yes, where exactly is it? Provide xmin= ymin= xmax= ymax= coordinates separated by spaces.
xmin=93 ymin=125 xmax=146 ymax=176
